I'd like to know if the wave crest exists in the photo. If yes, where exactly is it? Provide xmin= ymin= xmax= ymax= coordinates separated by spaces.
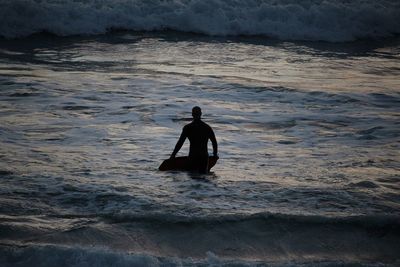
xmin=1 ymin=0 xmax=400 ymax=41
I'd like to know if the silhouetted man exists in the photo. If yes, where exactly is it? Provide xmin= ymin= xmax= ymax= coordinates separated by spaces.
xmin=170 ymin=106 xmax=218 ymax=173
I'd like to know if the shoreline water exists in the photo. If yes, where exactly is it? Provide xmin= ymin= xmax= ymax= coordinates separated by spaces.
xmin=1 ymin=212 xmax=400 ymax=264
xmin=1 ymin=27 xmax=399 ymax=266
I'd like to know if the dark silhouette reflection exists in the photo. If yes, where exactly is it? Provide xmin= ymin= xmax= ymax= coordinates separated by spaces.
xmin=170 ymin=106 xmax=218 ymax=173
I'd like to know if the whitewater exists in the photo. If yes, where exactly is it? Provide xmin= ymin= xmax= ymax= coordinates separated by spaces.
xmin=1 ymin=1 xmax=400 ymax=266
xmin=1 ymin=0 xmax=400 ymax=41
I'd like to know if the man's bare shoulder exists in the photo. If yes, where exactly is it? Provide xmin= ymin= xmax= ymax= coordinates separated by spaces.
xmin=185 ymin=120 xmax=213 ymax=130
xmin=183 ymin=121 xmax=193 ymax=128
xmin=200 ymin=121 xmax=215 ymax=132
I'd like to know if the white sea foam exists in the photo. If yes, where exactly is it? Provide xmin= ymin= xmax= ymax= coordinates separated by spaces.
xmin=0 ymin=0 xmax=399 ymax=41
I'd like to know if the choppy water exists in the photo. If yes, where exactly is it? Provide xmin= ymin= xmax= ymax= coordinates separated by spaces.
xmin=0 ymin=32 xmax=400 ymax=266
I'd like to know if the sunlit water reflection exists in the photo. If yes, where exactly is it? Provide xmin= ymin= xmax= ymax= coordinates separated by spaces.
xmin=0 ymin=33 xmax=399 ymax=263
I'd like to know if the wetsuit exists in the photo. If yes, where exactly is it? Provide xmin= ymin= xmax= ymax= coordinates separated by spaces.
xmin=171 ymin=119 xmax=218 ymax=173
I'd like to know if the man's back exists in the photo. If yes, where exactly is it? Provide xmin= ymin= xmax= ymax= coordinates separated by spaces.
xmin=183 ymin=119 xmax=214 ymax=157
xmin=170 ymin=106 xmax=218 ymax=173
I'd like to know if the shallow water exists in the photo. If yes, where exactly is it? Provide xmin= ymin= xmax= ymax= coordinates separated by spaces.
xmin=0 ymin=32 xmax=400 ymax=266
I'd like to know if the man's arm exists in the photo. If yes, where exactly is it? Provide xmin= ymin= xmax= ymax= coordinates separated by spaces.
xmin=210 ymin=129 xmax=218 ymax=157
xmin=170 ymin=128 xmax=187 ymax=158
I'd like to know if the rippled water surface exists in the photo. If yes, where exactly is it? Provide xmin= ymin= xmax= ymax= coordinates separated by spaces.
xmin=0 ymin=33 xmax=399 ymax=265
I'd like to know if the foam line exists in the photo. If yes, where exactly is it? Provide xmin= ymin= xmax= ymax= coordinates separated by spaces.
xmin=1 ymin=0 xmax=399 ymax=41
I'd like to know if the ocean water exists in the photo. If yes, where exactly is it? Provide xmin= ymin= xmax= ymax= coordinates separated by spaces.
xmin=1 ymin=1 xmax=400 ymax=266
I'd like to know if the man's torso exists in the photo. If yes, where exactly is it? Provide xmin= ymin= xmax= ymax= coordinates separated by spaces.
xmin=183 ymin=120 xmax=212 ymax=157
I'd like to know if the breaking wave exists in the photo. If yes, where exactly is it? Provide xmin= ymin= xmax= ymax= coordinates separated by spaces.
xmin=0 ymin=0 xmax=399 ymax=42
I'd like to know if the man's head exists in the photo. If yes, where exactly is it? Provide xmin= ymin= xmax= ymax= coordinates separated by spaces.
xmin=192 ymin=106 xmax=202 ymax=120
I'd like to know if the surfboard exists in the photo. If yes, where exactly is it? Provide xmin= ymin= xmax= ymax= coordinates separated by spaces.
xmin=158 ymin=156 xmax=218 ymax=172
